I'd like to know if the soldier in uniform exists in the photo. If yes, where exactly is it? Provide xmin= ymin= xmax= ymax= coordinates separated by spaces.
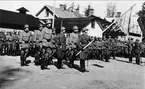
xmin=55 ymin=27 xmax=66 ymax=69
xmin=68 ymin=26 xmax=79 ymax=68
xmin=134 ymin=39 xmax=142 ymax=65
xmin=76 ymin=27 xmax=92 ymax=72
xmin=33 ymin=23 xmax=43 ymax=66
xmin=49 ymin=28 xmax=57 ymax=64
xmin=12 ymin=30 xmax=19 ymax=56
xmin=39 ymin=20 xmax=53 ymax=70
xmin=19 ymin=24 xmax=32 ymax=66
xmin=127 ymin=37 xmax=134 ymax=63
xmin=0 ymin=30 xmax=6 ymax=55
xmin=6 ymin=31 xmax=13 ymax=55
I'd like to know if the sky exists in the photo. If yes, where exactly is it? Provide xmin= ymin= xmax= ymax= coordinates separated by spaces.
xmin=0 ymin=0 xmax=144 ymax=18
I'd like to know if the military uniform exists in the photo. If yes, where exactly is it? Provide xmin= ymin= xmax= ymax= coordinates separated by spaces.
xmin=134 ymin=39 xmax=142 ymax=65
xmin=76 ymin=28 xmax=91 ymax=72
xmin=12 ymin=31 xmax=19 ymax=56
xmin=19 ymin=24 xmax=32 ymax=66
xmin=127 ymin=38 xmax=134 ymax=63
xmin=55 ymin=27 xmax=66 ymax=69
xmin=39 ymin=20 xmax=54 ymax=70
xmin=6 ymin=32 xmax=13 ymax=55
xmin=33 ymin=28 xmax=43 ymax=65
xmin=0 ymin=31 xmax=6 ymax=55
xmin=67 ymin=26 xmax=79 ymax=67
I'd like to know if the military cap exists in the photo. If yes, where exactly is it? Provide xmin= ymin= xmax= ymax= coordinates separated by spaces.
xmin=46 ymin=19 xmax=51 ymax=24
xmin=136 ymin=38 xmax=140 ymax=41
xmin=128 ymin=37 xmax=131 ymax=40
xmin=82 ymin=27 xmax=88 ymax=32
xmin=61 ymin=26 xmax=66 ymax=30
xmin=73 ymin=26 xmax=78 ymax=30
xmin=24 ymin=24 xmax=29 ymax=28
xmin=39 ymin=23 xmax=43 ymax=27
xmin=52 ymin=28 xmax=56 ymax=31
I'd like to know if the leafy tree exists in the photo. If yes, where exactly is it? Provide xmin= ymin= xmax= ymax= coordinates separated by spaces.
xmin=137 ymin=2 xmax=145 ymax=17
xmin=106 ymin=2 xmax=116 ymax=18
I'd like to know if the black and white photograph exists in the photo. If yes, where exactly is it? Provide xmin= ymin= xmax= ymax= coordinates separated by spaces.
xmin=0 ymin=0 xmax=144 ymax=89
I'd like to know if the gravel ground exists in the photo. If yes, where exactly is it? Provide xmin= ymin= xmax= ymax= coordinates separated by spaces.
xmin=0 ymin=56 xmax=145 ymax=89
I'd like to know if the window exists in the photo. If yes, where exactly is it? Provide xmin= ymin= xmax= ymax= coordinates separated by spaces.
xmin=91 ymin=21 xmax=95 ymax=28
xmin=45 ymin=9 xmax=49 ymax=17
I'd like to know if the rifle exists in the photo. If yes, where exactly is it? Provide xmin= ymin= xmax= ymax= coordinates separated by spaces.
xmin=76 ymin=38 xmax=95 ymax=56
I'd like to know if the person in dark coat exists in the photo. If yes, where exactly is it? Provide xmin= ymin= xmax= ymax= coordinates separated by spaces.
xmin=134 ymin=39 xmax=142 ymax=65
xmin=76 ymin=27 xmax=91 ymax=72
xmin=127 ymin=37 xmax=134 ymax=63
xmin=55 ymin=27 xmax=66 ymax=69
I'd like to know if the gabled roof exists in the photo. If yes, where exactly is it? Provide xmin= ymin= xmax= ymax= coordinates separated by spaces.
xmin=41 ymin=15 xmax=111 ymax=33
xmin=0 ymin=9 xmax=39 ymax=30
xmin=36 ymin=5 xmax=83 ymax=18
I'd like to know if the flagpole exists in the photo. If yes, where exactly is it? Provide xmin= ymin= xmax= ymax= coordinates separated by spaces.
xmin=103 ymin=4 xmax=136 ymax=33
xmin=52 ymin=0 xmax=56 ymax=28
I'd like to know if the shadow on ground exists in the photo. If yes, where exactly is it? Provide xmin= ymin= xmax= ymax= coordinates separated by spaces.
xmin=92 ymin=64 xmax=104 ymax=68
xmin=0 ymin=66 xmax=31 ymax=89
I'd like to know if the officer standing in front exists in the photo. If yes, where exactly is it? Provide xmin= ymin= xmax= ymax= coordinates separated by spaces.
xmin=76 ymin=27 xmax=91 ymax=72
xmin=19 ymin=24 xmax=32 ymax=66
xmin=55 ymin=27 xmax=66 ymax=69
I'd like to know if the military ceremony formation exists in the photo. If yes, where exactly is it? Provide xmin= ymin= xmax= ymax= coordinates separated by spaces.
xmin=0 ymin=19 xmax=144 ymax=73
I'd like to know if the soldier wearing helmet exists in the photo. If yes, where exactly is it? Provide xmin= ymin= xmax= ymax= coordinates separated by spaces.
xmin=134 ymin=38 xmax=142 ymax=65
xmin=126 ymin=37 xmax=134 ymax=63
xmin=76 ymin=27 xmax=91 ymax=72
xmin=55 ymin=26 xmax=66 ymax=69
xmin=33 ymin=23 xmax=44 ymax=66
xmin=39 ymin=19 xmax=53 ymax=70
xmin=12 ymin=30 xmax=19 ymax=56
xmin=19 ymin=24 xmax=32 ymax=66
xmin=0 ymin=30 xmax=6 ymax=55
xmin=67 ymin=26 xmax=80 ymax=68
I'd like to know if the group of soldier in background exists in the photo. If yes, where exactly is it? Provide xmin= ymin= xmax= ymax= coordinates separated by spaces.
xmin=0 ymin=19 xmax=143 ymax=72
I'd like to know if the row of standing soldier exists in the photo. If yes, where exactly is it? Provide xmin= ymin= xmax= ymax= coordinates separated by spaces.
xmin=18 ymin=20 xmax=91 ymax=72
xmin=0 ymin=20 xmax=143 ymax=72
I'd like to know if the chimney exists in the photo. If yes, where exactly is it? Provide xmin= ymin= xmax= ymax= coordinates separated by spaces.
xmin=115 ymin=12 xmax=121 ymax=18
xmin=88 ymin=9 xmax=94 ymax=16
xmin=76 ymin=8 xmax=79 ymax=14
xmin=60 ymin=4 xmax=65 ymax=11
xmin=17 ymin=7 xmax=29 ymax=14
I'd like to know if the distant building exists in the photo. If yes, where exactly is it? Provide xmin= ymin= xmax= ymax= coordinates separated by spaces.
xmin=0 ymin=7 xmax=39 ymax=32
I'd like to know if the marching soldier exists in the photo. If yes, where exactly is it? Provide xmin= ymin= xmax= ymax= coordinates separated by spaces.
xmin=76 ymin=27 xmax=91 ymax=72
xmin=33 ymin=23 xmax=43 ymax=66
xmin=55 ymin=27 xmax=66 ymax=69
xmin=127 ymin=37 xmax=134 ymax=63
xmin=134 ymin=39 xmax=142 ymax=65
xmin=39 ymin=20 xmax=53 ymax=70
xmin=68 ymin=26 xmax=79 ymax=68
xmin=19 ymin=24 xmax=32 ymax=66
